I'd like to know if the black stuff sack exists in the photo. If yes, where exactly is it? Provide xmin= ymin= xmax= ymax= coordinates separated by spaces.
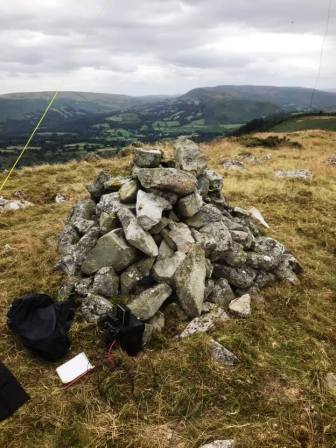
xmin=0 ymin=362 xmax=29 ymax=421
xmin=99 ymin=304 xmax=145 ymax=356
xmin=7 ymin=294 xmax=76 ymax=362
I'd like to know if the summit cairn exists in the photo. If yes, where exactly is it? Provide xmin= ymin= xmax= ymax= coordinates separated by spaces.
xmin=57 ymin=138 xmax=302 ymax=339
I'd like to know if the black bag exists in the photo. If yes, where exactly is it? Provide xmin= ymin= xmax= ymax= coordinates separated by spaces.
xmin=0 ymin=362 xmax=29 ymax=421
xmin=7 ymin=294 xmax=76 ymax=362
xmin=99 ymin=305 xmax=145 ymax=356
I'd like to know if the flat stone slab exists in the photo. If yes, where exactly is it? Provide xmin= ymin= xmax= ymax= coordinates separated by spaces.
xmin=209 ymin=339 xmax=238 ymax=366
xmin=134 ymin=147 xmax=162 ymax=167
xmin=128 ymin=283 xmax=172 ymax=320
xmin=229 ymin=294 xmax=251 ymax=318
xmin=179 ymin=305 xmax=229 ymax=338
xmin=136 ymin=190 xmax=171 ymax=230
xmin=199 ymin=440 xmax=235 ymax=448
xmin=137 ymin=168 xmax=198 ymax=196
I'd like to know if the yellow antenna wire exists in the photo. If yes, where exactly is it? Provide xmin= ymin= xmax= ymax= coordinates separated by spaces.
xmin=0 ymin=90 xmax=59 ymax=193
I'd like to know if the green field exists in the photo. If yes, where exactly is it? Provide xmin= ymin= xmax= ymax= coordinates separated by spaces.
xmin=270 ymin=115 xmax=336 ymax=132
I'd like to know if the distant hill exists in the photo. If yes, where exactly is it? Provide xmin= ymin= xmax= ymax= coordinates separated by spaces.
xmin=1 ymin=85 xmax=336 ymax=168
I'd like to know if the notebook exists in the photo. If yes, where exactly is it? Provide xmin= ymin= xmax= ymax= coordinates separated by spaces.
xmin=56 ymin=352 xmax=94 ymax=384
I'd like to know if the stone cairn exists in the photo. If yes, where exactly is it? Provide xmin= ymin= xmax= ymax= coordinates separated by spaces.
xmin=57 ymin=138 xmax=302 ymax=343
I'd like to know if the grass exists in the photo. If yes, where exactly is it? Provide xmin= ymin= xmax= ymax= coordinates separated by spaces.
xmin=270 ymin=116 xmax=336 ymax=133
xmin=0 ymin=131 xmax=336 ymax=447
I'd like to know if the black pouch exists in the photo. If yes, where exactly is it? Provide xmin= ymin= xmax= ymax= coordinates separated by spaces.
xmin=99 ymin=305 xmax=145 ymax=356
xmin=7 ymin=294 xmax=76 ymax=362
xmin=0 ymin=362 xmax=29 ymax=421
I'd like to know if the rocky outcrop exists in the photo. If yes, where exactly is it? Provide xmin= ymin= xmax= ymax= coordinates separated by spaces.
xmin=57 ymin=138 xmax=302 ymax=342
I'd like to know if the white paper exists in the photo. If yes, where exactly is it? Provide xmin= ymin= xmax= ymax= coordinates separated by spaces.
xmin=56 ymin=352 xmax=94 ymax=384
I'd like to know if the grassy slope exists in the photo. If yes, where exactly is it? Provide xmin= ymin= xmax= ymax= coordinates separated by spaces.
xmin=270 ymin=116 xmax=336 ymax=133
xmin=0 ymin=132 xmax=336 ymax=448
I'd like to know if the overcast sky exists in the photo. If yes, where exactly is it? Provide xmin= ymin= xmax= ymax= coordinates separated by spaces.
xmin=1 ymin=0 xmax=335 ymax=95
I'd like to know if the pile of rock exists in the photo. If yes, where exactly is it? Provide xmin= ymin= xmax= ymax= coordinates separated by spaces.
xmin=57 ymin=138 xmax=302 ymax=342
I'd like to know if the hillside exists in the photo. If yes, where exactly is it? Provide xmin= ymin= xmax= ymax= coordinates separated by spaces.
xmin=1 ymin=86 xmax=336 ymax=169
xmin=1 ymin=131 xmax=335 ymax=447
xmin=269 ymin=114 xmax=336 ymax=132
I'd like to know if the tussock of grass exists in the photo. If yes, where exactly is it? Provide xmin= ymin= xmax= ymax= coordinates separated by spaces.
xmin=1 ymin=132 xmax=336 ymax=447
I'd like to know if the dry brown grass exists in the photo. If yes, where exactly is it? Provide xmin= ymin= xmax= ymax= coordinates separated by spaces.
xmin=0 ymin=131 xmax=336 ymax=447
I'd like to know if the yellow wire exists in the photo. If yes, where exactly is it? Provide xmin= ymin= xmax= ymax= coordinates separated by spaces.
xmin=0 ymin=91 xmax=59 ymax=193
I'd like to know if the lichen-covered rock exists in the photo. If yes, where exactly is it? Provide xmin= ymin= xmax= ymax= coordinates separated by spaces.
xmin=99 ymin=211 xmax=119 ymax=234
xmin=213 ymin=264 xmax=257 ymax=289
xmin=72 ymin=218 xmax=96 ymax=235
xmin=275 ymin=254 xmax=301 ymax=285
xmin=67 ymin=198 xmax=96 ymax=223
xmin=137 ymin=168 xmax=197 ymax=196
xmin=74 ymin=227 xmax=101 ymax=266
xmin=229 ymin=294 xmax=251 ymax=318
xmin=120 ymin=257 xmax=155 ymax=294
xmin=128 ymin=283 xmax=172 ymax=320
xmin=203 ymin=170 xmax=223 ymax=193
xmin=0 ymin=196 xmax=33 ymax=213
xmin=209 ymin=339 xmax=238 ymax=366
xmin=153 ymin=251 xmax=186 ymax=285
xmin=230 ymin=229 xmax=255 ymax=249
xmin=208 ymin=278 xmax=235 ymax=306
xmin=58 ymin=224 xmax=79 ymax=256
xmin=175 ymin=244 xmax=206 ymax=317
xmin=179 ymin=304 xmax=229 ymax=338
xmin=246 ymin=252 xmax=276 ymax=271
xmin=199 ymin=440 xmax=235 ymax=448
xmin=103 ymin=176 xmax=130 ymax=192
xmin=96 ymin=192 xmax=124 ymax=215
xmin=92 ymin=267 xmax=119 ymax=298
xmin=174 ymin=138 xmax=207 ymax=175
xmin=162 ymin=222 xmax=195 ymax=253
xmin=119 ymin=179 xmax=138 ymax=203
xmin=74 ymin=277 xmax=92 ymax=296
xmin=86 ymin=171 xmax=112 ymax=201
xmin=81 ymin=293 xmax=113 ymax=322
xmin=197 ymin=221 xmax=232 ymax=261
xmin=185 ymin=204 xmax=223 ymax=228
xmin=117 ymin=207 xmax=158 ymax=257
xmin=136 ymin=190 xmax=171 ymax=230
xmin=81 ymin=228 xmax=137 ymax=274
xmin=134 ymin=147 xmax=162 ymax=167
xmin=222 ymin=242 xmax=247 ymax=267
xmin=177 ymin=190 xmax=203 ymax=217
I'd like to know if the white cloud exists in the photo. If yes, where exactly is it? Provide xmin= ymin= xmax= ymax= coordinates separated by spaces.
xmin=0 ymin=0 xmax=335 ymax=94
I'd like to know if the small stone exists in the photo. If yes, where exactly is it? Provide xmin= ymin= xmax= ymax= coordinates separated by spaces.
xmin=149 ymin=311 xmax=165 ymax=332
xmin=137 ymin=168 xmax=198 ymax=196
xmin=81 ymin=228 xmax=137 ymax=274
xmin=199 ymin=440 xmax=235 ymax=448
xmin=158 ymin=239 xmax=175 ymax=258
xmin=246 ymin=252 xmax=276 ymax=271
xmin=72 ymin=218 xmax=96 ymax=235
xmin=136 ymin=190 xmax=171 ymax=230
xmin=222 ymin=242 xmax=247 ymax=267
xmin=86 ymin=171 xmax=112 ymax=201
xmin=92 ymin=267 xmax=119 ymax=298
xmin=203 ymin=170 xmax=223 ymax=192
xmin=177 ymin=190 xmax=203 ymax=218
xmin=326 ymin=373 xmax=336 ymax=395
xmin=58 ymin=224 xmax=79 ymax=256
xmin=55 ymin=193 xmax=66 ymax=203
xmin=275 ymin=169 xmax=313 ymax=181
xmin=103 ymin=176 xmax=130 ymax=192
xmin=0 ymin=196 xmax=33 ymax=213
xmin=213 ymin=265 xmax=257 ymax=289
xmin=174 ymin=137 xmax=207 ymax=175
xmin=134 ymin=147 xmax=162 ymax=167
xmin=128 ymin=283 xmax=172 ymax=320
xmin=74 ymin=277 xmax=93 ymax=296
xmin=67 ymin=199 xmax=96 ymax=224
xmin=120 ymin=257 xmax=155 ymax=295
xmin=117 ymin=207 xmax=158 ymax=257
xmin=197 ymin=221 xmax=232 ymax=261
xmin=248 ymin=207 xmax=270 ymax=229
xmin=119 ymin=179 xmax=138 ymax=203
xmin=96 ymin=192 xmax=123 ymax=215
xmin=229 ymin=294 xmax=251 ymax=318
xmin=74 ymin=227 xmax=101 ymax=266
xmin=230 ymin=230 xmax=255 ymax=249
xmin=209 ymin=339 xmax=238 ymax=366
xmin=99 ymin=211 xmax=119 ymax=234
xmin=179 ymin=305 xmax=229 ymax=338
xmin=81 ymin=293 xmax=113 ymax=322
xmin=175 ymin=244 xmax=207 ymax=318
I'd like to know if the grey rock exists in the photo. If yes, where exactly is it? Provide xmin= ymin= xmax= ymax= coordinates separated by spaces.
xmin=96 ymin=192 xmax=123 ymax=215
xmin=275 ymin=255 xmax=300 ymax=285
xmin=174 ymin=138 xmax=207 ymax=175
xmin=117 ymin=207 xmax=158 ymax=257
xmin=209 ymin=339 xmax=238 ymax=366
xmin=146 ymin=188 xmax=178 ymax=205
xmin=68 ymin=199 xmax=96 ymax=223
xmin=222 ymin=242 xmax=247 ymax=267
xmin=229 ymin=294 xmax=251 ymax=318
xmin=150 ymin=217 xmax=171 ymax=235
xmin=92 ymin=267 xmax=119 ymax=298
xmin=175 ymin=244 xmax=207 ymax=317
xmin=58 ymin=224 xmax=79 ymax=256
xmin=72 ymin=218 xmax=96 ymax=235
xmin=254 ymin=271 xmax=277 ymax=288
xmin=149 ymin=311 xmax=165 ymax=332
xmin=74 ymin=277 xmax=93 ymax=296
xmin=248 ymin=207 xmax=270 ymax=229
xmin=81 ymin=228 xmax=137 ymax=274
xmin=198 ymin=221 xmax=232 ymax=261
xmin=326 ymin=373 xmax=336 ymax=394
xmin=134 ymin=147 xmax=162 ymax=168
xmin=205 ymin=258 xmax=213 ymax=279
xmin=142 ymin=324 xmax=154 ymax=345
xmin=86 ymin=171 xmax=112 ymax=201
xmin=203 ymin=169 xmax=223 ymax=192
xmin=81 ymin=294 xmax=113 ymax=322
xmin=275 ymin=169 xmax=313 ymax=181
xmin=136 ymin=190 xmax=171 ymax=230
xmin=103 ymin=176 xmax=130 ymax=192
xmin=120 ymin=257 xmax=155 ymax=295
xmin=158 ymin=239 xmax=175 ymax=258
xmin=137 ymin=168 xmax=198 ymax=196
xmin=254 ymin=237 xmax=285 ymax=260
xmin=246 ymin=252 xmax=276 ymax=271
xmin=177 ymin=190 xmax=203 ymax=218
xmin=161 ymin=222 xmax=195 ymax=253
xmin=179 ymin=304 xmax=229 ymax=338
xmin=74 ymin=227 xmax=101 ymax=266
xmin=99 ymin=211 xmax=119 ymax=234
xmin=128 ymin=283 xmax=172 ymax=320
xmin=56 ymin=253 xmax=77 ymax=276
xmin=197 ymin=175 xmax=210 ymax=197
xmin=208 ymin=278 xmax=235 ymax=306
xmin=230 ymin=229 xmax=255 ymax=249
xmin=213 ymin=264 xmax=257 ymax=289
xmin=199 ymin=440 xmax=235 ymax=448
xmin=222 ymin=159 xmax=244 ymax=170
xmin=153 ymin=251 xmax=186 ymax=285
xmin=119 ymin=179 xmax=138 ymax=203
xmin=185 ymin=204 xmax=223 ymax=229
